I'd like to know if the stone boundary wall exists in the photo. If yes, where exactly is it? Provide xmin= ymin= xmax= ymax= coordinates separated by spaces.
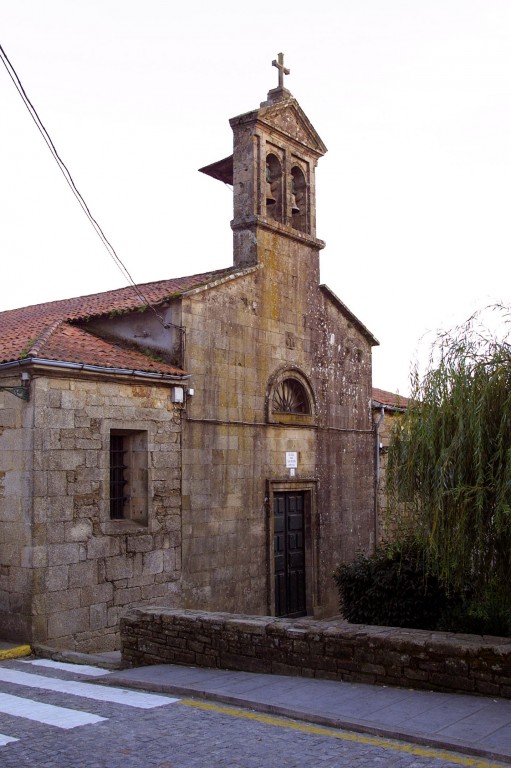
xmin=121 ymin=608 xmax=511 ymax=698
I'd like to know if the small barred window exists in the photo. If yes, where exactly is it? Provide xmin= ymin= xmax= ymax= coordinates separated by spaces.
xmin=109 ymin=429 xmax=148 ymax=524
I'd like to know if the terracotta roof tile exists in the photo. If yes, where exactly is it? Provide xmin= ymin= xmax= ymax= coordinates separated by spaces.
xmin=372 ymin=387 xmax=409 ymax=410
xmin=39 ymin=324 xmax=184 ymax=375
xmin=0 ymin=268 xmax=232 ymax=372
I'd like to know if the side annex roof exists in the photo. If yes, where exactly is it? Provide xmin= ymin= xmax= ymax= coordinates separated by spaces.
xmin=0 ymin=267 xmax=236 ymax=374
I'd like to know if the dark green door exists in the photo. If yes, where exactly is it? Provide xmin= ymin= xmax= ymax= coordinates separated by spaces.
xmin=274 ymin=492 xmax=306 ymax=617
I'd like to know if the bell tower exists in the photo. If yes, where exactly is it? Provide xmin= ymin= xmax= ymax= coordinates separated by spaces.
xmin=199 ymin=54 xmax=327 ymax=271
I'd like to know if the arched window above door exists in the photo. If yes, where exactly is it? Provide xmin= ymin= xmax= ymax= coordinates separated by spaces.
xmin=267 ymin=368 xmax=316 ymax=425
xmin=273 ymin=378 xmax=309 ymax=414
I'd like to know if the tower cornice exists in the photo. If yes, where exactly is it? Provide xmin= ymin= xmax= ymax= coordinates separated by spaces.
xmin=231 ymin=216 xmax=325 ymax=250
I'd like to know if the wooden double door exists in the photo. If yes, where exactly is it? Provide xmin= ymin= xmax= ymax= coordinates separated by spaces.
xmin=274 ymin=492 xmax=306 ymax=617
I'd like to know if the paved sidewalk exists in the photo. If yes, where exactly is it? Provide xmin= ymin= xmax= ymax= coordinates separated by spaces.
xmin=97 ymin=663 xmax=511 ymax=765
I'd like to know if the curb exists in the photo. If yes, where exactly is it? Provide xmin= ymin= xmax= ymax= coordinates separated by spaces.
xmin=32 ymin=643 xmax=123 ymax=670
xmin=0 ymin=644 xmax=31 ymax=660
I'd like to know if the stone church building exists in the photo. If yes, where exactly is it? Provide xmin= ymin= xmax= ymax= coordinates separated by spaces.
xmin=0 ymin=63 xmax=379 ymax=651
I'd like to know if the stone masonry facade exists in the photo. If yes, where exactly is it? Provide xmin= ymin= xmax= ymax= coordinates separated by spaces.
xmin=179 ymin=261 xmax=375 ymax=618
xmin=0 ymin=373 xmax=182 ymax=652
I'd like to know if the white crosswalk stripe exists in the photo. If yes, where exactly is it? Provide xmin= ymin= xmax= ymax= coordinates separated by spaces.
xmin=21 ymin=659 xmax=111 ymax=677
xmin=0 ymin=660 xmax=180 ymax=750
xmin=0 ymin=667 xmax=177 ymax=709
xmin=0 ymin=691 xmax=106 ymax=728
xmin=0 ymin=732 xmax=18 ymax=746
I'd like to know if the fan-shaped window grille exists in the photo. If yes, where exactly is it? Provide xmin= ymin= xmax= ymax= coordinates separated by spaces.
xmin=272 ymin=378 xmax=310 ymax=414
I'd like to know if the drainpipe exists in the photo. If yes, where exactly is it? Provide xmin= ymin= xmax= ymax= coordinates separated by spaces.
xmin=374 ymin=406 xmax=385 ymax=550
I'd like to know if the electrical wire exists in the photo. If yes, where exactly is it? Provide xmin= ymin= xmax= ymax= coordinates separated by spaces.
xmin=0 ymin=42 xmax=171 ymax=329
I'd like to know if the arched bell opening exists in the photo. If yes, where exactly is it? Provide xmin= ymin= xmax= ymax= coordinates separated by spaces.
xmin=290 ymin=166 xmax=308 ymax=233
xmin=266 ymin=153 xmax=283 ymax=223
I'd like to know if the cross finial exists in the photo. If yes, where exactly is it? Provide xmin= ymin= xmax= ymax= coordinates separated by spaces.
xmin=272 ymin=52 xmax=290 ymax=89
xmin=261 ymin=52 xmax=292 ymax=106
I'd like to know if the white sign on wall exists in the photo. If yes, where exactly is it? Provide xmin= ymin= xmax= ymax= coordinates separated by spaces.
xmin=285 ymin=451 xmax=298 ymax=468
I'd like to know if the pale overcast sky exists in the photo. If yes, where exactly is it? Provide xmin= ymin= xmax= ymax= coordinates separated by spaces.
xmin=2 ymin=1 xmax=510 ymax=394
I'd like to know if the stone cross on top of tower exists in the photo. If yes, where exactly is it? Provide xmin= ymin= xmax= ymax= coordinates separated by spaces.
xmin=272 ymin=52 xmax=290 ymax=89
xmin=263 ymin=51 xmax=292 ymax=106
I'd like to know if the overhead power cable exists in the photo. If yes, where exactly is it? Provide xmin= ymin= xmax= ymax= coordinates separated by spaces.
xmin=0 ymin=42 xmax=171 ymax=329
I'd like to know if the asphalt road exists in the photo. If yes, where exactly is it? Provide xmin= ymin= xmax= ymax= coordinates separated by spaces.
xmin=0 ymin=658 xmax=507 ymax=768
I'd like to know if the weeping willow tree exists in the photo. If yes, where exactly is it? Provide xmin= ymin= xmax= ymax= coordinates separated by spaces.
xmin=387 ymin=306 xmax=511 ymax=599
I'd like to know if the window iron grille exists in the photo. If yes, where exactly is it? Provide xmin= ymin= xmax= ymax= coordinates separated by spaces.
xmin=110 ymin=434 xmax=128 ymax=519
xmin=272 ymin=379 xmax=309 ymax=414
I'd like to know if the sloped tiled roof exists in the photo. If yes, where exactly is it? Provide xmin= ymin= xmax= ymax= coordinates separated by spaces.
xmin=2 ymin=266 xmax=399 ymax=386
xmin=33 ymin=322 xmax=183 ymax=375
xmin=0 ymin=268 xmax=233 ymax=374
xmin=372 ymin=387 xmax=409 ymax=410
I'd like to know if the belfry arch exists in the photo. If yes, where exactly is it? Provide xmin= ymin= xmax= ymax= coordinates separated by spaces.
xmin=265 ymin=153 xmax=283 ymax=222
xmin=290 ymin=165 xmax=308 ymax=233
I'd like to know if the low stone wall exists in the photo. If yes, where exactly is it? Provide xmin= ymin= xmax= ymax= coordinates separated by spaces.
xmin=120 ymin=608 xmax=511 ymax=698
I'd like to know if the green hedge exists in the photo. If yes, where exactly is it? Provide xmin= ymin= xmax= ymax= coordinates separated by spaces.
xmin=333 ymin=545 xmax=451 ymax=630
xmin=334 ymin=546 xmax=511 ymax=636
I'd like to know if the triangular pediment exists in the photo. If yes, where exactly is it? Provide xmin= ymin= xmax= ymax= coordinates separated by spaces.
xmin=258 ymin=98 xmax=327 ymax=156
xmin=230 ymin=97 xmax=327 ymax=157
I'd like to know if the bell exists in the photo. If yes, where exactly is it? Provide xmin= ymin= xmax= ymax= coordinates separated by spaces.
xmin=291 ymin=177 xmax=300 ymax=214
xmin=266 ymin=164 xmax=276 ymax=206
xmin=266 ymin=181 xmax=276 ymax=206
